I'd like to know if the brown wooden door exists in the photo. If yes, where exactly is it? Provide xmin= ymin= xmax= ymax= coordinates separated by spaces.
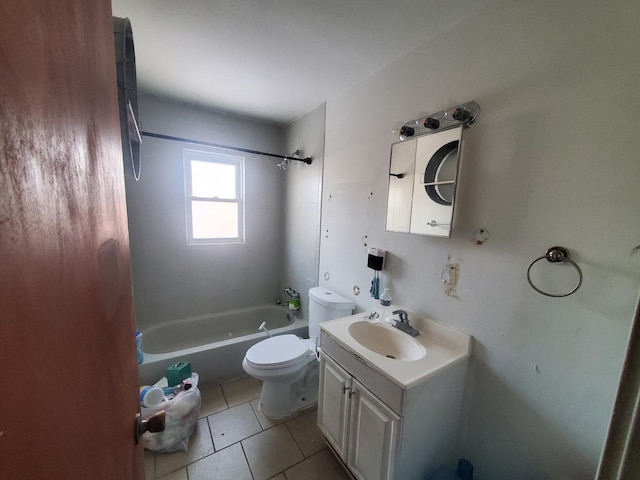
xmin=0 ymin=1 xmax=143 ymax=479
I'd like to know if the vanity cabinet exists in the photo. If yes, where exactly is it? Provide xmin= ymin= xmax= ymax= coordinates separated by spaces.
xmin=319 ymin=354 xmax=400 ymax=480
xmin=318 ymin=329 xmax=468 ymax=480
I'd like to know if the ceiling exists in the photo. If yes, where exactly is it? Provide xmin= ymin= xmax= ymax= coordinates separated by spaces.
xmin=111 ymin=0 xmax=487 ymax=125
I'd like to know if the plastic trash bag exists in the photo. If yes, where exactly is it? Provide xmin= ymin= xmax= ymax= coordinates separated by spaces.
xmin=141 ymin=387 xmax=201 ymax=452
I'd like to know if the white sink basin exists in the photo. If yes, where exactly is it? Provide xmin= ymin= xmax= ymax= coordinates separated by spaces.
xmin=321 ymin=310 xmax=472 ymax=388
xmin=347 ymin=321 xmax=425 ymax=361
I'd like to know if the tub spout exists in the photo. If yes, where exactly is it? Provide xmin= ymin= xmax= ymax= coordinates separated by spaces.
xmin=259 ymin=322 xmax=273 ymax=338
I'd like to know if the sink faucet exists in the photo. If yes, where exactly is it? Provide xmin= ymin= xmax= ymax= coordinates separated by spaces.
xmin=394 ymin=310 xmax=409 ymax=323
xmin=391 ymin=310 xmax=420 ymax=337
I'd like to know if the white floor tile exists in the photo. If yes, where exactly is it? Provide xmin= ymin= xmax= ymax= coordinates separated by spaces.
xmin=199 ymin=381 xmax=228 ymax=417
xmin=208 ymin=402 xmax=262 ymax=450
xmin=188 ymin=443 xmax=252 ymax=480
xmin=242 ymin=424 xmax=304 ymax=480
xmin=284 ymin=448 xmax=350 ymax=480
xmin=221 ymin=376 xmax=262 ymax=407
xmin=144 ymin=376 xmax=344 ymax=479
xmin=286 ymin=408 xmax=325 ymax=457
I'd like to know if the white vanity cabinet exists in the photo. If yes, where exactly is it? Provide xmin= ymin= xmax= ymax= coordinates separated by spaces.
xmin=318 ymin=328 xmax=468 ymax=480
xmin=319 ymin=354 xmax=401 ymax=480
xmin=317 ymin=353 xmax=351 ymax=460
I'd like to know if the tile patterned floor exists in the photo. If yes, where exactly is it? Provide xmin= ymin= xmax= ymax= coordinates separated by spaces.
xmin=144 ymin=376 xmax=350 ymax=480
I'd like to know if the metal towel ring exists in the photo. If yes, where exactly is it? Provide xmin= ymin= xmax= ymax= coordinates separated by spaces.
xmin=526 ymin=246 xmax=583 ymax=298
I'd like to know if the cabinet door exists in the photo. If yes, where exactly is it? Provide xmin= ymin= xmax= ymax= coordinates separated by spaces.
xmin=318 ymin=354 xmax=352 ymax=460
xmin=348 ymin=379 xmax=401 ymax=480
xmin=409 ymin=126 xmax=462 ymax=237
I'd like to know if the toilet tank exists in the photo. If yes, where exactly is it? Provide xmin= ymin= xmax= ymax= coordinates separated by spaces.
xmin=308 ymin=287 xmax=355 ymax=345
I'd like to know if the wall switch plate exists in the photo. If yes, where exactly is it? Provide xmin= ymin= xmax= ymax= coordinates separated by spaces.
xmin=442 ymin=263 xmax=460 ymax=297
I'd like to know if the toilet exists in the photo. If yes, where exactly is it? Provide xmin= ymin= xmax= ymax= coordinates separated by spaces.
xmin=242 ymin=287 xmax=355 ymax=418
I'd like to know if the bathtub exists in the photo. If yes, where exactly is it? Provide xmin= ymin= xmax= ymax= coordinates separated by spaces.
xmin=138 ymin=305 xmax=308 ymax=385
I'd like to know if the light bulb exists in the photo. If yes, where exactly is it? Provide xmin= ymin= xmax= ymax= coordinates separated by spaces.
xmin=424 ymin=117 xmax=440 ymax=129
xmin=452 ymin=107 xmax=471 ymax=122
xmin=399 ymin=125 xmax=415 ymax=137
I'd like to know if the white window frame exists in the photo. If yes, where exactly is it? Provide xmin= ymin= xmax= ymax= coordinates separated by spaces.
xmin=184 ymin=149 xmax=245 ymax=245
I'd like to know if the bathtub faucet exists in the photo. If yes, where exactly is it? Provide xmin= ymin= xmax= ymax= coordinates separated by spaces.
xmin=283 ymin=287 xmax=299 ymax=298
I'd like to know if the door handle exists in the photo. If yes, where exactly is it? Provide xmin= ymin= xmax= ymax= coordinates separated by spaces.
xmin=134 ymin=410 xmax=165 ymax=444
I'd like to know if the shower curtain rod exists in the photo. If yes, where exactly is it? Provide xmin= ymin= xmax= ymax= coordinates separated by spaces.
xmin=140 ymin=131 xmax=313 ymax=164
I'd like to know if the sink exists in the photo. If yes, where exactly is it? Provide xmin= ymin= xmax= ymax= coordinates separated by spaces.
xmin=347 ymin=321 xmax=426 ymax=361
xmin=322 ymin=311 xmax=472 ymax=387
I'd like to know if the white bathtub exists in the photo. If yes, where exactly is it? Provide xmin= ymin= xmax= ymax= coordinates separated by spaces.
xmin=138 ymin=305 xmax=308 ymax=385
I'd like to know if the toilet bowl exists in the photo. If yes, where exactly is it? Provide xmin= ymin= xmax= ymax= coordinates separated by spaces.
xmin=242 ymin=334 xmax=318 ymax=418
xmin=242 ymin=287 xmax=355 ymax=419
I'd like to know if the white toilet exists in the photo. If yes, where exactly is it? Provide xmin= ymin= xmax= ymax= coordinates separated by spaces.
xmin=242 ymin=287 xmax=355 ymax=418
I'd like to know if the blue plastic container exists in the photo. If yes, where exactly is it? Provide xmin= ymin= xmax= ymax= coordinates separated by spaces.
xmin=428 ymin=459 xmax=474 ymax=480
xmin=136 ymin=331 xmax=144 ymax=365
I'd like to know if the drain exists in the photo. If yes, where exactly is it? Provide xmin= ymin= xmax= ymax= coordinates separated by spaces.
xmin=385 ymin=355 xmax=396 ymax=359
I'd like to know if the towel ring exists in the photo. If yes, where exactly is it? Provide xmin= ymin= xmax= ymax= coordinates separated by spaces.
xmin=526 ymin=246 xmax=583 ymax=298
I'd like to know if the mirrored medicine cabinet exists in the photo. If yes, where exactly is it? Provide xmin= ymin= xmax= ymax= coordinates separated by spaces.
xmin=386 ymin=126 xmax=462 ymax=237
xmin=385 ymin=102 xmax=479 ymax=237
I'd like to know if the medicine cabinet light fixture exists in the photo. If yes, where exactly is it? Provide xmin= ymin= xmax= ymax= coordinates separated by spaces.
xmin=393 ymin=101 xmax=480 ymax=141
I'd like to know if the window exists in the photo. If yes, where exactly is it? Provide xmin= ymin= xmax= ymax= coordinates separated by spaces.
xmin=184 ymin=149 xmax=244 ymax=244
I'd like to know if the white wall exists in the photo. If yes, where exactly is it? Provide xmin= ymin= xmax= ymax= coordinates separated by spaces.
xmin=282 ymin=104 xmax=326 ymax=321
xmin=320 ymin=1 xmax=640 ymax=478
xmin=125 ymin=94 xmax=287 ymax=328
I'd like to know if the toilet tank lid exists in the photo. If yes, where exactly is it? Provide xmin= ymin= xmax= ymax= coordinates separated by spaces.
xmin=308 ymin=287 xmax=355 ymax=310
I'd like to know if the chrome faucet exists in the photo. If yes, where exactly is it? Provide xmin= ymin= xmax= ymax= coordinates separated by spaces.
xmin=283 ymin=287 xmax=299 ymax=298
xmin=394 ymin=310 xmax=409 ymax=323
xmin=391 ymin=310 xmax=420 ymax=337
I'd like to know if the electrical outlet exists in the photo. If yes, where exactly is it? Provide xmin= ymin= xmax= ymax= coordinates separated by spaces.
xmin=442 ymin=262 xmax=460 ymax=296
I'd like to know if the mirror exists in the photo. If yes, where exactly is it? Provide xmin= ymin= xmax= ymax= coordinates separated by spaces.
xmin=385 ymin=126 xmax=463 ymax=237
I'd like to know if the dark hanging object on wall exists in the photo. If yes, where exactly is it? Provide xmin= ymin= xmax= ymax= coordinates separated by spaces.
xmin=113 ymin=17 xmax=142 ymax=181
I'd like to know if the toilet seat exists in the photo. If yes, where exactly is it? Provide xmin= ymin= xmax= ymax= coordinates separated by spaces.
xmin=245 ymin=334 xmax=312 ymax=370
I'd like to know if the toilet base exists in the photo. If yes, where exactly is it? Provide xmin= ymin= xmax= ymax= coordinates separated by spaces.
xmin=258 ymin=362 xmax=319 ymax=419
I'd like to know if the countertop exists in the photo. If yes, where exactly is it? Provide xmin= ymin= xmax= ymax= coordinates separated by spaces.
xmin=320 ymin=309 xmax=472 ymax=389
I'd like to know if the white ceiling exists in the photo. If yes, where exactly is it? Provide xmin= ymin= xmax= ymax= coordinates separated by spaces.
xmin=111 ymin=0 xmax=487 ymax=125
